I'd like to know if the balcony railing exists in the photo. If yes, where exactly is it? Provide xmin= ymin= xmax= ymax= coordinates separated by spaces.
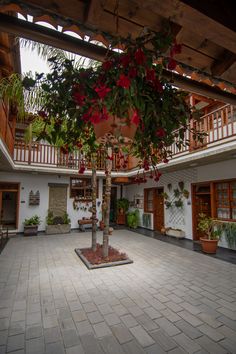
xmin=13 ymin=104 xmax=236 ymax=169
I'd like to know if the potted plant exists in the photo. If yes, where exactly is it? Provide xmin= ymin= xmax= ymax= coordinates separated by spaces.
xmin=45 ymin=211 xmax=71 ymax=235
xmin=127 ymin=209 xmax=140 ymax=229
xmin=197 ymin=213 xmax=222 ymax=254
xmin=23 ymin=215 xmax=41 ymax=236
xmin=116 ymin=198 xmax=129 ymax=225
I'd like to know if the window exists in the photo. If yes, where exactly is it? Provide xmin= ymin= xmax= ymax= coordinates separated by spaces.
xmin=215 ymin=181 xmax=236 ymax=220
xmin=70 ymin=178 xmax=98 ymax=201
xmin=144 ymin=188 xmax=154 ymax=212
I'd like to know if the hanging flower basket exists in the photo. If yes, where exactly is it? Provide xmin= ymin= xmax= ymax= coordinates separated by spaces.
xmin=92 ymin=114 xmax=137 ymax=143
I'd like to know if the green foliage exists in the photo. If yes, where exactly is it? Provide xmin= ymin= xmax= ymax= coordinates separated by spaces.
xmin=46 ymin=210 xmax=71 ymax=225
xmin=24 ymin=215 xmax=41 ymax=226
xmin=197 ymin=213 xmax=222 ymax=240
xmin=174 ymin=199 xmax=183 ymax=208
xmin=116 ymin=198 xmax=130 ymax=212
xmin=127 ymin=209 xmax=140 ymax=228
xmin=214 ymin=221 xmax=236 ymax=249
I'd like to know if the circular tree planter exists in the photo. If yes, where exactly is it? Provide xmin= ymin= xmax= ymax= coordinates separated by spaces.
xmin=200 ymin=238 xmax=218 ymax=254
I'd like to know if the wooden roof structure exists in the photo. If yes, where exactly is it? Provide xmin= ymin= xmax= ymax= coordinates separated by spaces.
xmin=0 ymin=0 xmax=236 ymax=103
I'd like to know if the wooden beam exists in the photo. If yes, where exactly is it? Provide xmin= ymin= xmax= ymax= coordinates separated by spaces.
xmin=0 ymin=13 xmax=236 ymax=105
xmin=0 ymin=12 xmax=107 ymax=62
xmin=180 ymin=0 xmax=236 ymax=33
xmin=163 ymin=71 xmax=236 ymax=105
xmin=141 ymin=0 xmax=236 ymax=55
xmin=0 ymin=44 xmax=10 ymax=54
xmin=211 ymin=50 xmax=236 ymax=76
xmin=84 ymin=0 xmax=103 ymax=26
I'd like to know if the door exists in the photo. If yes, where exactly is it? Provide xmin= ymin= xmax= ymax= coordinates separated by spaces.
xmin=0 ymin=183 xmax=19 ymax=229
xmin=154 ymin=188 xmax=164 ymax=232
xmin=192 ymin=184 xmax=211 ymax=240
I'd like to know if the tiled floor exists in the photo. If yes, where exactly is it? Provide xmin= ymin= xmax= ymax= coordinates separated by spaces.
xmin=132 ymin=227 xmax=236 ymax=265
xmin=0 ymin=230 xmax=236 ymax=354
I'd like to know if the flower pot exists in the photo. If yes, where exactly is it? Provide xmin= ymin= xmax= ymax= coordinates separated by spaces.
xmin=24 ymin=225 xmax=38 ymax=236
xmin=200 ymin=238 xmax=218 ymax=254
xmin=93 ymin=115 xmax=137 ymax=142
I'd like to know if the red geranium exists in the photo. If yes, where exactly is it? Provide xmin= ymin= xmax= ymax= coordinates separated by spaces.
xmin=128 ymin=67 xmax=138 ymax=78
xmin=120 ymin=54 xmax=131 ymax=68
xmin=117 ymin=74 xmax=131 ymax=89
xmin=146 ymin=68 xmax=156 ymax=82
xmin=102 ymin=60 xmax=112 ymax=71
xmin=94 ymin=85 xmax=111 ymax=99
xmin=73 ymin=92 xmax=86 ymax=106
xmin=156 ymin=128 xmax=166 ymax=138
xmin=135 ymin=48 xmax=146 ymax=65
xmin=167 ymin=58 xmax=177 ymax=70
xmin=131 ymin=110 xmax=141 ymax=126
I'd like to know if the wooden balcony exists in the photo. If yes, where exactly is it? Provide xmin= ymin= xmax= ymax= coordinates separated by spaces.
xmin=13 ymin=104 xmax=236 ymax=170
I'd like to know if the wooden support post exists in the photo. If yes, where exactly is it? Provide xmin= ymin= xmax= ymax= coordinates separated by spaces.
xmin=91 ymin=153 xmax=97 ymax=252
xmin=102 ymin=147 xmax=112 ymax=258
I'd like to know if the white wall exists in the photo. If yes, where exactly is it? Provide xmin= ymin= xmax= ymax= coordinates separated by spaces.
xmin=0 ymin=172 xmax=104 ymax=232
xmin=125 ymin=159 xmax=236 ymax=249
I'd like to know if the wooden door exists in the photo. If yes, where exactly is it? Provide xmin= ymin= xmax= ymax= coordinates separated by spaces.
xmin=192 ymin=184 xmax=211 ymax=240
xmin=154 ymin=188 xmax=164 ymax=232
xmin=0 ymin=183 xmax=19 ymax=229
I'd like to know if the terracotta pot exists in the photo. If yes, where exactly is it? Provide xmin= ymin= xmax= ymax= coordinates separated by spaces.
xmin=93 ymin=114 xmax=137 ymax=142
xmin=200 ymin=238 xmax=218 ymax=254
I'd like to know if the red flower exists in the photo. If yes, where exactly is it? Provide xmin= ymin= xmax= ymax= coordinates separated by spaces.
xmin=146 ymin=68 xmax=156 ymax=82
xmin=73 ymin=92 xmax=86 ymax=106
xmin=128 ymin=67 xmax=138 ymax=78
xmin=102 ymin=60 xmax=112 ymax=71
xmin=170 ymin=43 xmax=182 ymax=57
xmin=120 ymin=54 xmax=131 ymax=68
xmin=95 ymin=85 xmax=111 ymax=99
xmin=156 ymin=128 xmax=166 ymax=138
xmin=167 ymin=58 xmax=177 ymax=70
xmin=135 ymin=48 xmax=146 ymax=65
xmin=79 ymin=165 xmax=85 ymax=174
xmin=90 ymin=111 xmax=101 ymax=124
xmin=100 ymin=107 xmax=109 ymax=121
xmin=131 ymin=110 xmax=140 ymax=126
xmin=117 ymin=74 xmax=131 ymax=89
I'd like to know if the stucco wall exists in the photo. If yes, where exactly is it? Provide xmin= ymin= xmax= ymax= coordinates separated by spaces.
xmin=124 ymin=159 xmax=236 ymax=249
xmin=0 ymin=172 xmax=104 ymax=232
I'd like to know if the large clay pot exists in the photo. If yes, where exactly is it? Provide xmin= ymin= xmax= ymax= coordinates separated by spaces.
xmin=200 ymin=238 xmax=218 ymax=254
xmin=93 ymin=115 xmax=137 ymax=143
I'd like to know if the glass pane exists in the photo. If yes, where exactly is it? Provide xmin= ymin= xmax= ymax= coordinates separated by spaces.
xmin=217 ymin=208 xmax=230 ymax=219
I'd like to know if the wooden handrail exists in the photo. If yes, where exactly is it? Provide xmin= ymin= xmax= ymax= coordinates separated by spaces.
xmin=13 ymin=104 xmax=236 ymax=168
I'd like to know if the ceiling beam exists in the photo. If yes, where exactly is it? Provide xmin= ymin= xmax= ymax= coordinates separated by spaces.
xmin=211 ymin=50 xmax=236 ymax=76
xmin=141 ymin=0 xmax=236 ymax=55
xmin=1 ymin=12 xmax=236 ymax=105
xmin=0 ymin=13 xmax=107 ymax=62
xmin=180 ymin=0 xmax=236 ymax=33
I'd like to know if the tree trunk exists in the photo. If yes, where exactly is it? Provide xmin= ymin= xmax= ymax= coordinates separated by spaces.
xmin=91 ymin=153 xmax=97 ymax=252
xmin=102 ymin=147 xmax=112 ymax=258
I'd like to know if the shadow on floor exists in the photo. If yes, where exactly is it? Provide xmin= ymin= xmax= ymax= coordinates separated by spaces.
xmin=128 ymin=227 xmax=236 ymax=265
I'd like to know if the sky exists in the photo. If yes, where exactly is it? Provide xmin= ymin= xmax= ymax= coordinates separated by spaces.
xmin=18 ymin=14 xmax=85 ymax=75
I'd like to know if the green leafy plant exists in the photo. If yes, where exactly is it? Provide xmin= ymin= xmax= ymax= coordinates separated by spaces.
xmin=127 ymin=209 xmax=140 ymax=228
xmin=24 ymin=215 xmax=41 ymax=226
xmin=46 ymin=210 xmax=54 ymax=225
xmin=164 ymin=201 xmax=172 ymax=209
xmin=174 ymin=199 xmax=183 ymax=208
xmin=214 ymin=221 xmax=236 ymax=249
xmin=116 ymin=198 xmax=130 ymax=213
xmin=197 ymin=213 xmax=222 ymax=240
xmin=62 ymin=212 xmax=71 ymax=225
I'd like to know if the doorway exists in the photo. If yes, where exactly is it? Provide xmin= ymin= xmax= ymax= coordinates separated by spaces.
xmin=153 ymin=188 xmax=164 ymax=232
xmin=0 ymin=183 xmax=19 ymax=229
xmin=192 ymin=183 xmax=211 ymax=240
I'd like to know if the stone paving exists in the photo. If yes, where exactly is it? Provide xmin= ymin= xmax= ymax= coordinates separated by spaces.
xmin=0 ymin=230 xmax=236 ymax=354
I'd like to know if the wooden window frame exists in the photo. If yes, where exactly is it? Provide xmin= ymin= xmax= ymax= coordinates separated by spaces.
xmin=214 ymin=180 xmax=236 ymax=221
xmin=70 ymin=177 xmax=98 ymax=201
xmin=144 ymin=188 xmax=154 ymax=213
